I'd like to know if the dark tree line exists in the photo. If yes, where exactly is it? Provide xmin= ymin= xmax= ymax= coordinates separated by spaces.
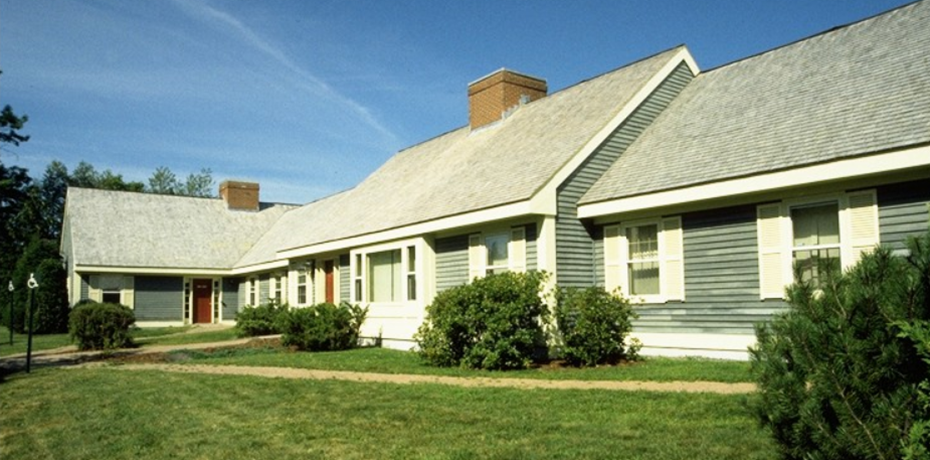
xmin=2 ymin=71 xmax=215 ymax=333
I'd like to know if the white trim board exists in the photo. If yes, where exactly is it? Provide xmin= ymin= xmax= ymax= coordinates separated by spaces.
xmin=579 ymin=145 xmax=930 ymax=219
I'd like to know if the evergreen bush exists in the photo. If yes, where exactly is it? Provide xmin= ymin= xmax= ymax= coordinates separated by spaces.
xmin=280 ymin=302 xmax=368 ymax=351
xmin=235 ymin=300 xmax=288 ymax=337
xmin=8 ymin=238 xmax=62 ymax=333
xmin=415 ymin=271 xmax=549 ymax=370
xmin=554 ymin=286 xmax=638 ymax=366
xmin=32 ymin=258 xmax=70 ymax=333
xmin=68 ymin=301 xmax=135 ymax=350
xmin=750 ymin=232 xmax=930 ymax=460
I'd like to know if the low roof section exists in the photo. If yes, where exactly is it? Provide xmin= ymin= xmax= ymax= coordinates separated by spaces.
xmin=580 ymin=1 xmax=930 ymax=209
xmin=265 ymin=46 xmax=690 ymax=259
xmin=64 ymin=187 xmax=296 ymax=271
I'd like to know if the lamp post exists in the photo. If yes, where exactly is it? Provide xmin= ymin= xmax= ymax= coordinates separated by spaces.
xmin=26 ymin=273 xmax=38 ymax=374
xmin=7 ymin=280 xmax=13 ymax=346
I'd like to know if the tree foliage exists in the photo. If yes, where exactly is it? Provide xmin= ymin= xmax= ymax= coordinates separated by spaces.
xmin=6 ymin=239 xmax=66 ymax=333
xmin=147 ymin=166 xmax=214 ymax=197
xmin=750 ymin=233 xmax=930 ymax=460
xmin=415 ymin=271 xmax=549 ymax=370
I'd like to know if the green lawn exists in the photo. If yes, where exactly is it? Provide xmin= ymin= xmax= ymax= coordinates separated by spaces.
xmin=0 ymin=326 xmax=72 ymax=357
xmin=0 ymin=367 xmax=776 ymax=459
xmin=175 ymin=346 xmax=754 ymax=383
xmin=0 ymin=325 xmax=239 ymax=357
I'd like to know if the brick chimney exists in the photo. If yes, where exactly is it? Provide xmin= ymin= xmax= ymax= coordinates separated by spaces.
xmin=219 ymin=180 xmax=259 ymax=211
xmin=468 ymin=69 xmax=547 ymax=130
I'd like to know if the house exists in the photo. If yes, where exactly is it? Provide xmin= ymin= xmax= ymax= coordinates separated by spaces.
xmin=61 ymin=1 xmax=930 ymax=359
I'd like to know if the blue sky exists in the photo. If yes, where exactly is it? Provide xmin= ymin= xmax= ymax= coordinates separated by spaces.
xmin=0 ymin=0 xmax=914 ymax=203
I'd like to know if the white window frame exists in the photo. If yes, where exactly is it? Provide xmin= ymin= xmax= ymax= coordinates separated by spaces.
xmin=294 ymin=263 xmax=310 ymax=306
xmin=350 ymin=238 xmax=422 ymax=305
xmin=247 ymin=277 xmax=258 ymax=306
xmin=270 ymin=272 xmax=286 ymax=304
xmin=756 ymin=189 xmax=879 ymax=299
xmin=467 ymin=225 xmax=529 ymax=280
xmin=604 ymin=216 xmax=684 ymax=304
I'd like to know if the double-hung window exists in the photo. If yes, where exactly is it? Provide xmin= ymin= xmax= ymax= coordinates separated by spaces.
xmin=604 ymin=217 xmax=683 ymax=302
xmin=467 ymin=226 xmax=527 ymax=280
xmin=368 ymin=249 xmax=402 ymax=303
xmin=791 ymin=203 xmax=841 ymax=285
xmin=484 ymin=233 xmax=510 ymax=275
xmin=756 ymin=190 xmax=879 ymax=299
xmin=296 ymin=266 xmax=308 ymax=305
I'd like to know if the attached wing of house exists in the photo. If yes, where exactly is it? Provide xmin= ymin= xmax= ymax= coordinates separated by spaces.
xmin=62 ymin=1 xmax=930 ymax=358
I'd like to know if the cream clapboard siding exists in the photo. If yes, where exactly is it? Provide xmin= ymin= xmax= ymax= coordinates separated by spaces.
xmin=756 ymin=203 xmax=786 ymax=299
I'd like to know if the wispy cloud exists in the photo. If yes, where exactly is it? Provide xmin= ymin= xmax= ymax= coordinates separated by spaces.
xmin=168 ymin=0 xmax=399 ymax=146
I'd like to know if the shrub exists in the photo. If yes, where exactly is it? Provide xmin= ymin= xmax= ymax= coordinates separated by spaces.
xmin=750 ymin=232 xmax=930 ymax=460
xmin=32 ymin=258 xmax=71 ymax=334
xmin=415 ymin=271 xmax=549 ymax=370
xmin=554 ymin=286 xmax=638 ymax=366
xmin=8 ymin=239 xmax=62 ymax=333
xmin=280 ymin=302 xmax=368 ymax=351
xmin=69 ymin=301 xmax=135 ymax=350
xmin=235 ymin=300 xmax=288 ymax=337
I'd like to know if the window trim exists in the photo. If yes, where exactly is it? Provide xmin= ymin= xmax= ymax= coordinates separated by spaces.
xmin=350 ymin=238 xmax=421 ymax=305
xmin=756 ymin=190 xmax=879 ymax=300
xmin=603 ymin=216 xmax=683 ymax=304
xmin=467 ymin=225 xmax=529 ymax=280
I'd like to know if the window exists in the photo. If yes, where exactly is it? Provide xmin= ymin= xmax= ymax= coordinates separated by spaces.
xmin=485 ymin=233 xmax=509 ymax=275
xmin=756 ymin=190 xmax=879 ymax=299
xmin=791 ymin=203 xmax=841 ymax=285
xmin=102 ymin=289 xmax=121 ymax=304
xmin=368 ymin=249 xmax=401 ymax=303
xmin=626 ymin=224 xmax=660 ymax=296
xmin=296 ymin=267 xmax=308 ymax=305
xmin=248 ymin=277 xmax=257 ymax=305
xmin=98 ymin=275 xmax=123 ymax=304
xmin=604 ymin=217 xmax=683 ymax=302
xmin=406 ymin=246 xmax=417 ymax=301
xmin=272 ymin=273 xmax=284 ymax=303
xmin=354 ymin=254 xmax=363 ymax=302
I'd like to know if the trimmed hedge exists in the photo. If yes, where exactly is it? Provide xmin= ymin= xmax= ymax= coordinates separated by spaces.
xmin=235 ymin=300 xmax=288 ymax=337
xmin=554 ymin=286 xmax=638 ymax=366
xmin=69 ymin=301 xmax=135 ymax=351
xmin=280 ymin=302 xmax=368 ymax=351
xmin=415 ymin=271 xmax=549 ymax=370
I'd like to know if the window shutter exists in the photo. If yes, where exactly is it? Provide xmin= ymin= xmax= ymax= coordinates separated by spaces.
xmin=509 ymin=227 xmax=526 ymax=273
xmin=757 ymin=203 xmax=786 ymax=299
xmin=121 ymin=276 xmax=134 ymax=308
xmin=662 ymin=217 xmax=684 ymax=301
xmin=847 ymin=190 xmax=879 ymax=266
xmin=468 ymin=234 xmax=484 ymax=281
xmin=604 ymin=225 xmax=622 ymax=295
xmin=89 ymin=275 xmax=102 ymax=302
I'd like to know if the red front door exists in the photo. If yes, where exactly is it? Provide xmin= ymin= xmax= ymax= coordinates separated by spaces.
xmin=324 ymin=260 xmax=335 ymax=304
xmin=193 ymin=279 xmax=212 ymax=323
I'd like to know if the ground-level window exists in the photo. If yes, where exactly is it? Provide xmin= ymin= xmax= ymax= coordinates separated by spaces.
xmin=406 ymin=246 xmax=417 ymax=301
xmin=604 ymin=217 xmax=683 ymax=302
xmin=296 ymin=266 xmax=308 ymax=305
xmin=484 ymin=233 xmax=509 ymax=275
xmin=368 ymin=249 xmax=402 ymax=303
xmin=272 ymin=273 xmax=285 ymax=303
xmin=791 ymin=202 xmax=841 ymax=285
xmin=626 ymin=223 xmax=660 ymax=296
xmin=248 ymin=277 xmax=257 ymax=305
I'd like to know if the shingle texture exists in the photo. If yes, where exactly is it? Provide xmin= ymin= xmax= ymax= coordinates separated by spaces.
xmin=65 ymin=188 xmax=296 ymax=269
xmin=581 ymin=1 xmax=930 ymax=205
xmin=271 ymin=47 xmax=684 ymax=253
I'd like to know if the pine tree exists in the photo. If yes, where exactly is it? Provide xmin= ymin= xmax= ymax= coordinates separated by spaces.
xmin=750 ymin=232 xmax=930 ymax=460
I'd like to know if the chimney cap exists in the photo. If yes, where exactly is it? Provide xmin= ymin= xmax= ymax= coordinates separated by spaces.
xmin=467 ymin=68 xmax=547 ymax=89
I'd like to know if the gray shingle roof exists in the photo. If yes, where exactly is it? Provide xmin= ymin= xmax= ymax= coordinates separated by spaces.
xmin=271 ymin=47 xmax=685 ymax=253
xmin=66 ymin=187 xmax=296 ymax=269
xmin=581 ymin=1 xmax=930 ymax=206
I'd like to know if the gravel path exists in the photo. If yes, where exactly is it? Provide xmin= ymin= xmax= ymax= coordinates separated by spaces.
xmin=108 ymin=363 xmax=757 ymax=394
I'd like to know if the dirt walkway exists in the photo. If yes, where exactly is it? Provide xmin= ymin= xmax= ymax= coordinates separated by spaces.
xmin=106 ymin=363 xmax=757 ymax=394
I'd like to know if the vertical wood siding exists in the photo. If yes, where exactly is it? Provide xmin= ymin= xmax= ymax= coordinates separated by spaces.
xmin=435 ymin=234 xmax=470 ymax=292
xmin=222 ymin=278 xmax=240 ymax=320
xmin=878 ymin=178 xmax=930 ymax=253
xmin=633 ymin=205 xmax=786 ymax=334
xmin=556 ymin=63 xmax=693 ymax=287
xmin=340 ymin=254 xmax=351 ymax=302
xmin=134 ymin=276 xmax=184 ymax=321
